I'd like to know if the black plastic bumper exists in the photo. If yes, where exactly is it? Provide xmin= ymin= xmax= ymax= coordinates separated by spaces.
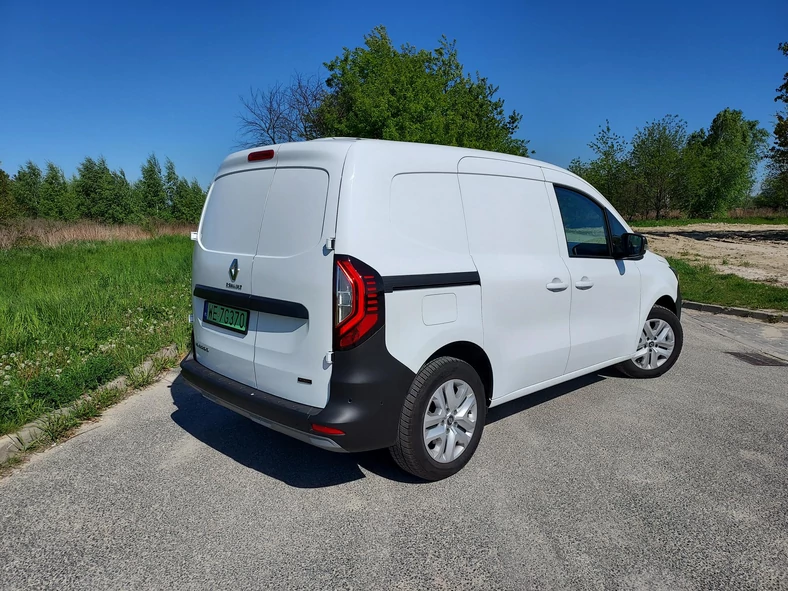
xmin=180 ymin=327 xmax=416 ymax=453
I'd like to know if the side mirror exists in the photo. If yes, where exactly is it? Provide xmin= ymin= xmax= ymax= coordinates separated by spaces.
xmin=618 ymin=232 xmax=646 ymax=259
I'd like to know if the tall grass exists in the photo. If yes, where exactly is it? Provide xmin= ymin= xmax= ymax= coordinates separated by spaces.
xmin=0 ymin=218 xmax=194 ymax=249
xmin=0 ymin=236 xmax=193 ymax=435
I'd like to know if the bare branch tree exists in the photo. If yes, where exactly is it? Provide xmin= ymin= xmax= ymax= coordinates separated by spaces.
xmin=237 ymin=73 xmax=327 ymax=148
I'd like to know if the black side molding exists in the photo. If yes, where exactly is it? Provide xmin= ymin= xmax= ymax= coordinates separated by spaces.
xmin=194 ymin=284 xmax=308 ymax=319
xmin=381 ymin=271 xmax=480 ymax=293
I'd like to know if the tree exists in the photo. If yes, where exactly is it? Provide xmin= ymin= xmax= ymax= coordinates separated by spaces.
xmin=73 ymin=157 xmax=115 ymax=221
xmin=39 ymin=162 xmax=77 ymax=220
xmin=0 ymin=166 xmax=16 ymax=221
xmin=172 ymin=178 xmax=206 ymax=223
xmin=12 ymin=161 xmax=43 ymax=216
xmin=164 ymin=158 xmax=179 ymax=212
xmin=110 ymin=169 xmax=140 ymax=224
xmin=238 ymin=73 xmax=327 ymax=147
xmin=314 ymin=26 xmax=529 ymax=155
xmin=682 ymin=109 xmax=768 ymax=216
xmin=630 ymin=115 xmax=688 ymax=219
xmin=759 ymin=42 xmax=788 ymax=208
xmin=136 ymin=154 xmax=167 ymax=218
xmin=568 ymin=121 xmax=635 ymax=215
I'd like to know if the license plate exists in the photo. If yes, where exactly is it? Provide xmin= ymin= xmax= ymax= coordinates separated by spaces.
xmin=203 ymin=301 xmax=249 ymax=334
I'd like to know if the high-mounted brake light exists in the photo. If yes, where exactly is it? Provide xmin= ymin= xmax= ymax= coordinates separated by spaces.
xmin=248 ymin=149 xmax=274 ymax=162
xmin=334 ymin=256 xmax=384 ymax=351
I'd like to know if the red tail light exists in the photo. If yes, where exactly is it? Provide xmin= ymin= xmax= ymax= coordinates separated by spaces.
xmin=334 ymin=256 xmax=384 ymax=350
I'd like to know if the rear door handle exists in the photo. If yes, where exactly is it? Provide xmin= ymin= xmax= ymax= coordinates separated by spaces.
xmin=546 ymin=278 xmax=568 ymax=292
xmin=575 ymin=276 xmax=594 ymax=290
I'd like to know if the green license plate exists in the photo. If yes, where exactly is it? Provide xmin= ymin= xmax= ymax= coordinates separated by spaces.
xmin=203 ymin=301 xmax=249 ymax=334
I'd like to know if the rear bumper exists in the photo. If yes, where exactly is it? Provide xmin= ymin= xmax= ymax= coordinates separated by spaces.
xmin=180 ymin=327 xmax=416 ymax=453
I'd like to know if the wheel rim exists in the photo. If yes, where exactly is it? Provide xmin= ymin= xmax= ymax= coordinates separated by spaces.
xmin=423 ymin=379 xmax=477 ymax=463
xmin=633 ymin=318 xmax=675 ymax=370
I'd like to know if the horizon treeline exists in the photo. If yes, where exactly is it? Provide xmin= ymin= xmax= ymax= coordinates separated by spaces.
xmin=0 ymin=154 xmax=207 ymax=224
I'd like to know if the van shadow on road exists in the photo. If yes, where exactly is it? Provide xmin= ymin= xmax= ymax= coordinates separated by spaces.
xmin=169 ymin=371 xmax=608 ymax=488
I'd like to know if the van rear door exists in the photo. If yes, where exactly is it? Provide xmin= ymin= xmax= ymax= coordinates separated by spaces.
xmin=192 ymin=167 xmax=276 ymax=388
xmin=251 ymin=143 xmax=348 ymax=409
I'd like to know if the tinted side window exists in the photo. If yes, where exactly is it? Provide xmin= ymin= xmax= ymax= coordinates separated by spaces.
xmin=607 ymin=213 xmax=629 ymax=257
xmin=554 ymin=186 xmax=610 ymax=258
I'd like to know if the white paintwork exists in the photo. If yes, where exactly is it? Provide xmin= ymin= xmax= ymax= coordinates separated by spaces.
xmin=422 ymin=294 xmax=458 ymax=326
xmin=457 ymin=172 xmax=571 ymax=394
xmin=250 ymin=143 xmax=348 ymax=408
xmin=192 ymin=168 xmax=276 ymax=389
xmin=385 ymin=287 xmax=484 ymax=374
xmin=194 ymin=138 xmax=679 ymax=415
xmin=543 ymin=177 xmax=642 ymax=373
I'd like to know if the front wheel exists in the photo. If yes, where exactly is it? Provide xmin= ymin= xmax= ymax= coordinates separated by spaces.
xmin=390 ymin=357 xmax=486 ymax=481
xmin=617 ymin=304 xmax=683 ymax=378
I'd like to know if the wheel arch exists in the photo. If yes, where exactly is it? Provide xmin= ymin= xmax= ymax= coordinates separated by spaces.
xmin=426 ymin=341 xmax=494 ymax=404
xmin=654 ymin=294 xmax=677 ymax=315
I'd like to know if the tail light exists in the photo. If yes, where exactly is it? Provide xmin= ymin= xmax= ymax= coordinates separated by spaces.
xmin=334 ymin=256 xmax=384 ymax=350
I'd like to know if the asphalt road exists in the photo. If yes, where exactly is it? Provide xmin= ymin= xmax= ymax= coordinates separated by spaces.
xmin=1 ymin=310 xmax=787 ymax=590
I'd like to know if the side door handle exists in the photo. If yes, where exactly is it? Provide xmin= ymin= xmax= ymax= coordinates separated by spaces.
xmin=546 ymin=278 xmax=568 ymax=292
xmin=575 ymin=276 xmax=594 ymax=290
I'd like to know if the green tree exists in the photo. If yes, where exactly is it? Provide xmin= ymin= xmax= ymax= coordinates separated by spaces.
xmin=0 ymin=166 xmax=16 ymax=220
xmin=313 ymin=26 xmax=529 ymax=155
xmin=73 ymin=157 xmax=116 ymax=221
xmin=164 ymin=158 xmax=179 ymax=213
xmin=12 ymin=161 xmax=43 ymax=216
xmin=759 ymin=42 xmax=788 ymax=208
xmin=173 ymin=178 xmax=207 ymax=223
xmin=39 ymin=162 xmax=74 ymax=220
xmin=110 ymin=168 xmax=141 ymax=223
xmin=703 ymin=109 xmax=768 ymax=212
xmin=568 ymin=121 xmax=636 ymax=216
xmin=679 ymin=110 xmax=768 ymax=217
xmin=630 ymin=115 xmax=688 ymax=219
xmin=137 ymin=154 xmax=168 ymax=219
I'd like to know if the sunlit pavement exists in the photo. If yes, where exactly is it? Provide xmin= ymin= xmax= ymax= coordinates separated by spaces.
xmin=1 ymin=310 xmax=786 ymax=590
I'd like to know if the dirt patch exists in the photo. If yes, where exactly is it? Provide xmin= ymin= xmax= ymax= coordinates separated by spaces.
xmin=633 ymin=224 xmax=788 ymax=287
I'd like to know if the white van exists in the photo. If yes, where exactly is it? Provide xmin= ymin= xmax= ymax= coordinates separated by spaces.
xmin=181 ymin=138 xmax=683 ymax=480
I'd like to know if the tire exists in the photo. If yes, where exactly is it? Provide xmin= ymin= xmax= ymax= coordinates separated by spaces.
xmin=617 ymin=304 xmax=683 ymax=378
xmin=390 ymin=357 xmax=486 ymax=481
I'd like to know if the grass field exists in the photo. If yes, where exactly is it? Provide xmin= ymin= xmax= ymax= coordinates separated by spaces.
xmin=668 ymin=258 xmax=788 ymax=312
xmin=633 ymin=216 xmax=788 ymax=228
xmin=0 ymin=236 xmax=192 ymax=435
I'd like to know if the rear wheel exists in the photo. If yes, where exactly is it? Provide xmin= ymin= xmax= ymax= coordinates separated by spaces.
xmin=617 ymin=304 xmax=683 ymax=378
xmin=390 ymin=357 xmax=486 ymax=481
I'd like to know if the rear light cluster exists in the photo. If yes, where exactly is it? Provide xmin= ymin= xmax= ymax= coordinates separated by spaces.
xmin=334 ymin=256 xmax=384 ymax=351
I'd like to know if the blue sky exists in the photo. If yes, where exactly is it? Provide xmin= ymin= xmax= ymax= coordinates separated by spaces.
xmin=1 ymin=0 xmax=786 ymax=188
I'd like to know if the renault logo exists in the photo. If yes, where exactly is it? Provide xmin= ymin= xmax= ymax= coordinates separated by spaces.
xmin=228 ymin=259 xmax=239 ymax=282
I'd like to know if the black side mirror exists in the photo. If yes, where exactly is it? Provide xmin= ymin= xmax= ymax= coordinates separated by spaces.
xmin=618 ymin=232 xmax=646 ymax=259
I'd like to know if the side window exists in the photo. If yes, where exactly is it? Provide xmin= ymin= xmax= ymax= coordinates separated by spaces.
xmin=607 ymin=213 xmax=629 ymax=258
xmin=554 ymin=186 xmax=610 ymax=258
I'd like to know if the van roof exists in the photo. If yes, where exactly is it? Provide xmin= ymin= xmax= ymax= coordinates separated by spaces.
xmin=215 ymin=138 xmax=582 ymax=184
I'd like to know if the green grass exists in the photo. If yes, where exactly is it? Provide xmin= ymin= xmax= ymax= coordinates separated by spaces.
xmin=669 ymin=258 xmax=788 ymax=312
xmin=0 ymin=236 xmax=192 ymax=435
xmin=633 ymin=216 xmax=788 ymax=228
